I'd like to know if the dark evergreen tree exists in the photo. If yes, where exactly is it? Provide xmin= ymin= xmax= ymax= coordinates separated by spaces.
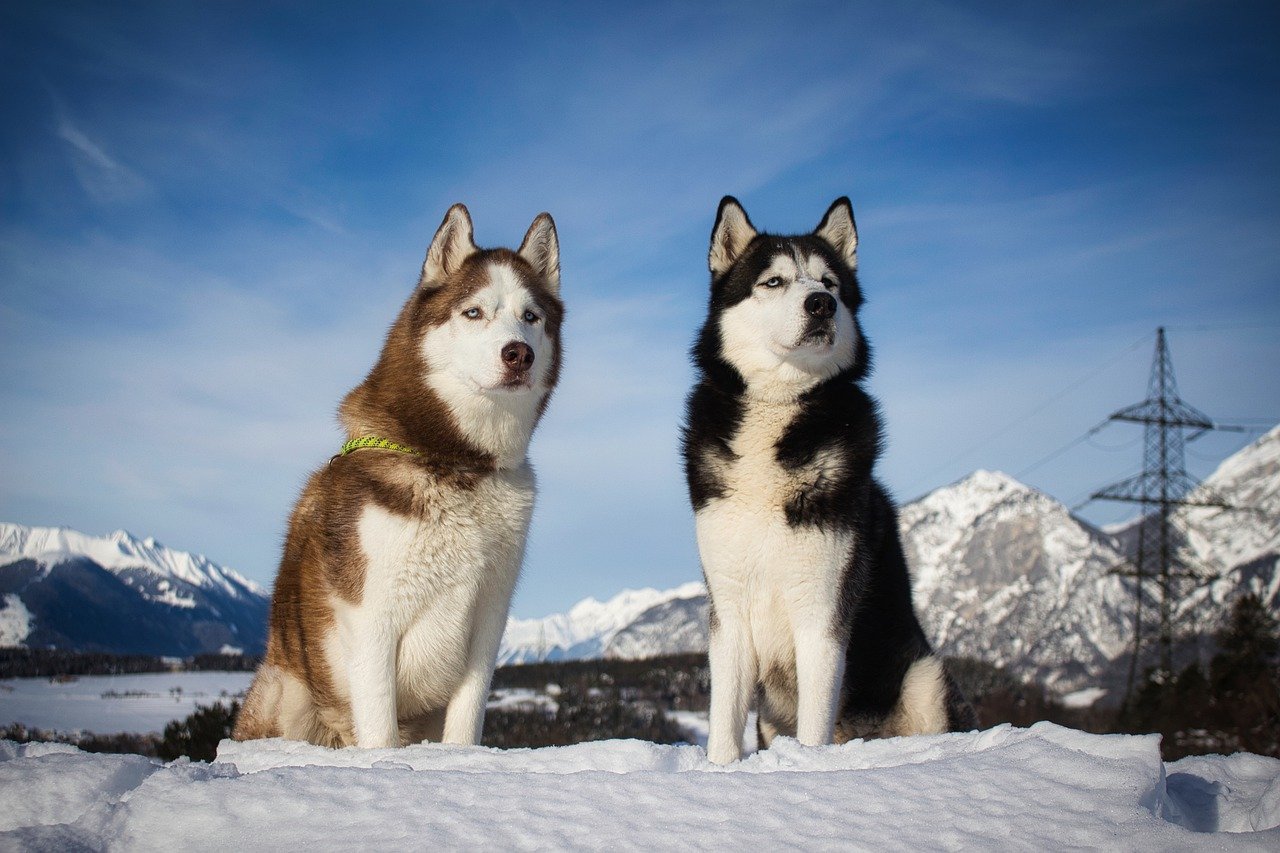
xmin=159 ymin=702 xmax=240 ymax=762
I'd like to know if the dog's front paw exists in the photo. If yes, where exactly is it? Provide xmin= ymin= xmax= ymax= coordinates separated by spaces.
xmin=707 ymin=740 xmax=741 ymax=765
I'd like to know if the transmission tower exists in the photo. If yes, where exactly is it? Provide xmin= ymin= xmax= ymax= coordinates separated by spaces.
xmin=1090 ymin=327 xmax=1232 ymax=697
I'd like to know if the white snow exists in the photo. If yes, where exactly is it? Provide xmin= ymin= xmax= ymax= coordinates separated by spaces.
xmin=1062 ymin=686 xmax=1107 ymax=708
xmin=1 ymin=724 xmax=1277 ymax=849
xmin=0 ymin=594 xmax=33 ymax=647
xmin=485 ymin=688 xmax=559 ymax=715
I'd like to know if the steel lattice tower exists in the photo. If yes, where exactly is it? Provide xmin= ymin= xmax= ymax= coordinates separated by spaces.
xmin=1091 ymin=328 xmax=1230 ymax=694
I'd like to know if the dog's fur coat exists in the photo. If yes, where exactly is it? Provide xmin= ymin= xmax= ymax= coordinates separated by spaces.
xmin=682 ymin=196 xmax=974 ymax=764
xmin=234 ymin=204 xmax=563 ymax=748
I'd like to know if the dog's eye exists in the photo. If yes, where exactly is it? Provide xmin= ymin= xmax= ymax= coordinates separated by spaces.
xmin=821 ymin=275 xmax=838 ymax=289
xmin=463 ymin=307 xmax=482 ymax=319
xmin=759 ymin=276 xmax=784 ymax=289
xmin=523 ymin=310 xmax=540 ymax=324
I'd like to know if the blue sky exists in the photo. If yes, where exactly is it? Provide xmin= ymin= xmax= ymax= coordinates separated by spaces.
xmin=2 ymin=1 xmax=1277 ymax=618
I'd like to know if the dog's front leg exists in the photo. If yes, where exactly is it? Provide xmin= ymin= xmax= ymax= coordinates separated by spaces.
xmin=706 ymin=616 xmax=757 ymax=764
xmin=344 ymin=619 xmax=400 ymax=749
xmin=793 ymin=626 xmax=845 ymax=746
xmin=442 ymin=578 xmax=516 ymax=746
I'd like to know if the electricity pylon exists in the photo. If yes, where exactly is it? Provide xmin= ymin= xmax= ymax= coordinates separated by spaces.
xmin=1090 ymin=328 xmax=1232 ymax=698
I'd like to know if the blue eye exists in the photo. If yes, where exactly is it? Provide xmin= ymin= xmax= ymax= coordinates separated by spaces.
xmin=760 ymin=276 xmax=783 ymax=289
xmin=523 ymin=310 xmax=540 ymax=323
xmin=463 ymin=307 xmax=482 ymax=319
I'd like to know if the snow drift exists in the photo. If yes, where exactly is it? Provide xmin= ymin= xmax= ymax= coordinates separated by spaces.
xmin=2 ymin=724 xmax=1278 ymax=850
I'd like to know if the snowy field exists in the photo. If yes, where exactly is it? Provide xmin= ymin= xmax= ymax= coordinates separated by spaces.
xmin=2 ymin=723 xmax=1278 ymax=850
xmin=0 ymin=672 xmax=253 ymax=734
xmin=0 ymin=673 xmax=570 ymax=737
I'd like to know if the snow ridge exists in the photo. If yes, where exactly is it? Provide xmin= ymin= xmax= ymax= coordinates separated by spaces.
xmin=2 ymin=724 xmax=1277 ymax=847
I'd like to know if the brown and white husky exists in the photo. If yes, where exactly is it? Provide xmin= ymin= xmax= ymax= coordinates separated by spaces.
xmin=234 ymin=204 xmax=563 ymax=748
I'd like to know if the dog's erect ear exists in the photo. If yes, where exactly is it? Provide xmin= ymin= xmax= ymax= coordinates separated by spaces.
xmin=709 ymin=196 xmax=757 ymax=277
xmin=814 ymin=197 xmax=858 ymax=267
xmin=420 ymin=203 xmax=478 ymax=289
xmin=518 ymin=212 xmax=560 ymax=296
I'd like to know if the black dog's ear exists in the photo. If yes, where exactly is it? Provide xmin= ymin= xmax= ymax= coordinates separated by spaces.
xmin=814 ymin=197 xmax=858 ymax=267
xmin=420 ymin=203 xmax=478 ymax=289
xmin=709 ymin=196 xmax=758 ymax=277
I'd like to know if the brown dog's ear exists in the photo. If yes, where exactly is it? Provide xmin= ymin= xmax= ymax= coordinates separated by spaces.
xmin=518 ymin=213 xmax=560 ymax=296
xmin=709 ymin=196 xmax=757 ymax=277
xmin=814 ymin=197 xmax=858 ymax=267
xmin=420 ymin=203 xmax=478 ymax=289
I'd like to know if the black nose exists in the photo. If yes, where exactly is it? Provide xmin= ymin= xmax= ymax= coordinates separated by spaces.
xmin=501 ymin=341 xmax=534 ymax=372
xmin=804 ymin=292 xmax=837 ymax=319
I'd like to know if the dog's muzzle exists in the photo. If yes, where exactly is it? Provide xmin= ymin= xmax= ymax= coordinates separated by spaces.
xmin=804 ymin=292 xmax=836 ymax=319
xmin=799 ymin=292 xmax=837 ymax=345
xmin=500 ymin=341 xmax=535 ymax=386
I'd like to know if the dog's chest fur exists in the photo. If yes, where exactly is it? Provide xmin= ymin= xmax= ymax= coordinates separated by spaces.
xmin=328 ymin=465 xmax=535 ymax=716
xmin=695 ymin=397 xmax=853 ymax=656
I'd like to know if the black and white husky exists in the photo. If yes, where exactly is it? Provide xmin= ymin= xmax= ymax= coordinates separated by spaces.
xmin=682 ymin=196 xmax=974 ymax=764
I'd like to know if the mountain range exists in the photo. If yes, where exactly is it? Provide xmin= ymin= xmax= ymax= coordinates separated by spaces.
xmin=3 ymin=425 xmax=1275 ymax=698
xmin=495 ymin=425 xmax=1280 ymax=696
xmin=0 ymin=524 xmax=268 ymax=657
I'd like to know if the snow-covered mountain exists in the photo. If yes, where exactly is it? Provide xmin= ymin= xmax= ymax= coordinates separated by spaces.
xmin=500 ymin=427 xmax=1279 ymax=697
xmin=1137 ymin=424 xmax=1280 ymax=613
xmin=902 ymin=470 xmax=1136 ymax=692
xmin=498 ymin=582 xmax=706 ymax=665
xmin=0 ymin=523 xmax=269 ymax=656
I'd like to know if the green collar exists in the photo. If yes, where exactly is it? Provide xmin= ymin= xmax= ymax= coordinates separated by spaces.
xmin=336 ymin=436 xmax=421 ymax=458
xmin=331 ymin=435 xmax=494 ymax=477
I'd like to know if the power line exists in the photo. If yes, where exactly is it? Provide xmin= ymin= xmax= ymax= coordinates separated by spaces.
xmin=905 ymin=333 xmax=1152 ymax=495
xmin=1162 ymin=321 xmax=1280 ymax=333
xmin=1014 ymin=423 xmax=1106 ymax=480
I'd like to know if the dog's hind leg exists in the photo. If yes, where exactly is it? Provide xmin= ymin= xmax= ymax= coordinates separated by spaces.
xmin=884 ymin=656 xmax=949 ymax=737
xmin=232 ymin=664 xmax=284 ymax=740
xmin=401 ymin=709 xmax=446 ymax=745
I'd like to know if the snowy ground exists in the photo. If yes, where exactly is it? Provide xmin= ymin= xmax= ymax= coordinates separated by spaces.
xmin=2 ymin=724 xmax=1278 ymax=850
xmin=0 ymin=672 xmax=575 ymax=738
xmin=0 ymin=672 xmax=253 ymax=734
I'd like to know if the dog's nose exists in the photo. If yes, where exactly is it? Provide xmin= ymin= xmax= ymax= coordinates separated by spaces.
xmin=804 ymin=292 xmax=837 ymax=319
xmin=501 ymin=341 xmax=535 ymax=372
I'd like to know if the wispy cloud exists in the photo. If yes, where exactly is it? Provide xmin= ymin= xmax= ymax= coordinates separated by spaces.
xmin=47 ymin=87 xmax=150 ymax=205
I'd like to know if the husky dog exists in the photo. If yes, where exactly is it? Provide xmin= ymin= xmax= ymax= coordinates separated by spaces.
xmin=683 ymin=196 xmax=973 ymax=764
xmin=234 ymin=204 xmax=563 ymax=748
